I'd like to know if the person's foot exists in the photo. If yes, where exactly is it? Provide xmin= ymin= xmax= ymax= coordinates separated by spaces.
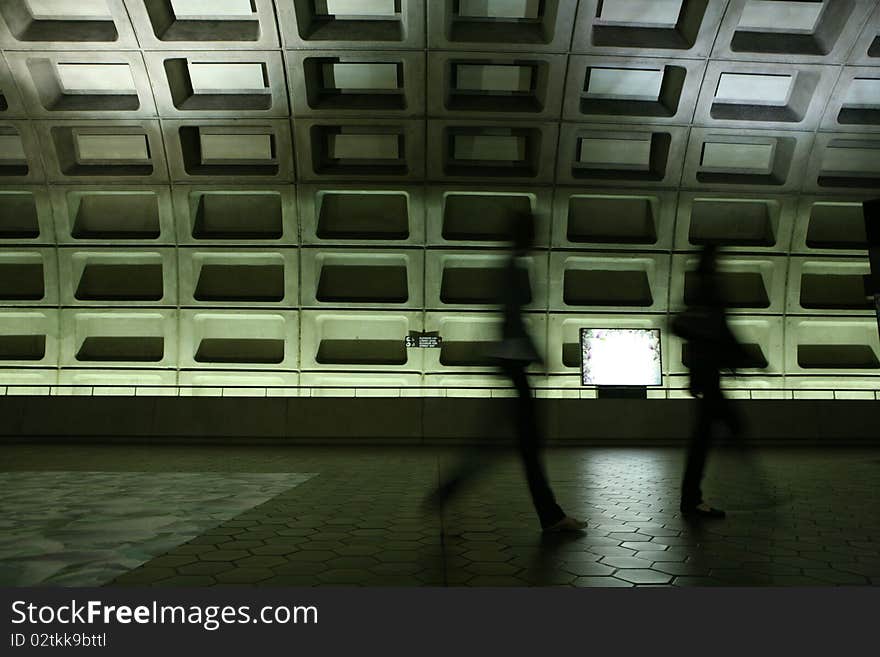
xmin=542 ymin=516 xmax=588 ymax=533
xmin=680 ymin=502 xmax=726 ymax=519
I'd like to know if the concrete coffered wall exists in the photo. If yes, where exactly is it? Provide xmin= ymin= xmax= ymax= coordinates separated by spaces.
xmin=0 ymin=0 xmax=879 ymax=398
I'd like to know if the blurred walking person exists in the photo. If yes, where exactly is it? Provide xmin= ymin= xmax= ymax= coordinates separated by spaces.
xmin=672 ymin=244 xmax=748 ymax=519
xmin=424 ymin=213 xmax=585 ymax=533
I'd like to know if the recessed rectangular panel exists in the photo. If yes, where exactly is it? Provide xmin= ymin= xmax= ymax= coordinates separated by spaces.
xmin=75 ymin=134 xmax=149 ymax=162
xmin=74 ymin=193 xmax=160 ymax=239
xmin=0 ymin=263 xmax=44 ymax=299
xmin=807 ymin=203 xmax=867 ymax=248
xmin=597 ymin=0 xmax=684 ymax=27
xmin=684 ymin=271 xmax=769 ymax=308
xmin=188 ymin=63 xmax=266 ymax=93
xmin=456 ymin=65 xmax=532 ymax=93
xmin=319 ymin=0 xmax=398 ymax=16
xmin=453 ymin=135 xmax=525 ymax=161
xmin=458 ymin=0 xmax=541 ymax=19
xmin=586 ymin=68 xmax=663 ymax=101
xmin=715 ymin=73 xmax=793 ymax=105
xmin=0 ymin=194 xmax=39 ymax=238
xmin=317 ymin=264 xmax=408 ymax=303
xmin=0 ymin=135 xmax=26 ymax=162
xmin=317 ymin=339 xmax=406 ymax=365
xmin=798 ymin=344 xmax=879 ymax=369
xmin=821 ymin=145 xmax=880 ymax=173
xmin=844 ymin=78 xmax=880 ymax=108
xmin=579 ymin=137 xmax=651 ymax=170
xmin=0 ymin=335 xmax=46 ymax=361
xmin=443 ymin=194 xmax=531 ymax=241
xmin=701 ymin=142 xmax=774 ymax=172
xmin=195 ymin=264 xmax=284 ymax=302
xmin=738 ymin=1 xmax=824 ymax=32
xmin=689 ymin=199 xmax=774 ymax=246
xmin=194 ymin=194 xmax=282 ymax=239
xmin=440 ymin=341 xmax=493 ymax=366
xmin=200 ymin=133 xmax=273 ymax=161
xmin=441 ymin=266 xmax=523 ymax=304
xmin=195 ymin=338 xmax=284 ymax=364
xmin=56 ymin=64 xmax=136 ymax=94
xmin=682 ymin=342 xmax=767 ymax=369
xmin=169 ymin=0 xmax=255 ymax=18
xmin=318 ymin=193 xmax=408 ymax=239
xmin=323 ymin=63 xmax=400 ymax=90
xmin=564 ymin=270 xmax=653 ymax=306
xmin=76 ymin=264 xmax=163 ymax=301
xmin=77 ymin=337 xmax=163 ymax=362
xmin=26 ymin=0 xmax=113 ymax=20
xmin=801 ymin=273 xmax=873 ymax=310
xmin=568 ymin=196 xmax=656 ymax=244
xmin=329 ymin=134 xmax=400 ymax=159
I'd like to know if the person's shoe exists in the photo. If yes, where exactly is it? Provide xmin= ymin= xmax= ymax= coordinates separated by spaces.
xmin=680 ymin=502 xmax=726 ymax=519
xmin=542 ymin=516 xmax=588 ymax=533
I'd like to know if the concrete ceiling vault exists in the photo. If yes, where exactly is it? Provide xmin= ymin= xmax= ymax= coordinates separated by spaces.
xmin=1 ymin=0 xmax=880 ymax=397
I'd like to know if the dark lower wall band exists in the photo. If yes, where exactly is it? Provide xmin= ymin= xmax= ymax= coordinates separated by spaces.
xmin=0 ymin=397 xmax=877 ymax=446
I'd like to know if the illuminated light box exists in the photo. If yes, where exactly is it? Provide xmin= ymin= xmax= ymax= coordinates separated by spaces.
xmin=580 ymin=328 xmax=662 ymax=386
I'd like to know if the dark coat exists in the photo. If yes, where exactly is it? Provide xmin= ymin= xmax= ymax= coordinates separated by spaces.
xmin=492 ymin=255 xmax=540 ymax=363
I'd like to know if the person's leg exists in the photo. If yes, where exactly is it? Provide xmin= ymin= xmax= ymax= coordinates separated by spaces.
xmin=719 ymin=393 xmax=745 ymax=445
xmin=681 ymin=394 xmax=713 ymax=510
xmin=502 ymin=361 xmax=567 ymax=529
xmin=681 ymin=382 xmax=729 ymax=518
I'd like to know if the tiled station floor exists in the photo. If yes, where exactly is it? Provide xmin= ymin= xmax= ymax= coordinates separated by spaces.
xmin=1 ymin=445 xmax=878 ymax=587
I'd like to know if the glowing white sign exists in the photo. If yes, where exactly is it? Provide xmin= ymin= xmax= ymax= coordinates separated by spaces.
xmin=581 ymin=328 xmax=662 ymax=386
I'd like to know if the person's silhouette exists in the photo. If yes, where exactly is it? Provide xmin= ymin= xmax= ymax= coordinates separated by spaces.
xmin=425 ymin=213 xmax=585 ymax=533
xmin=672 ymin=244 xmax=748 ymax=519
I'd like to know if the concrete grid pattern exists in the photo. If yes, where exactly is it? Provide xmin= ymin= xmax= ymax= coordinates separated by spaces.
xmin=0 ymin=1 xmax=879 ymax=398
